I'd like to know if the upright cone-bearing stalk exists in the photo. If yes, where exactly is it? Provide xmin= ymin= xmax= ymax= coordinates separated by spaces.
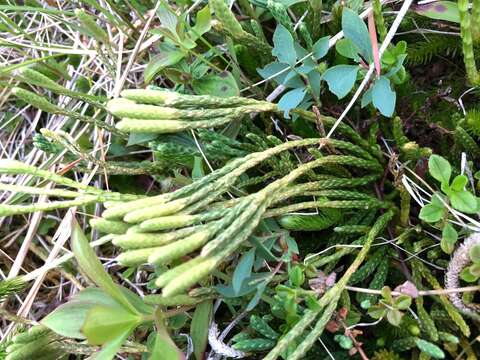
xmin=459 ymin=0 xmax=480 ymax=85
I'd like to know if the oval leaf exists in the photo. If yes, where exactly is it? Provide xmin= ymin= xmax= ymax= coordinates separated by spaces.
xmin=428 ymin=155 xmax=451 ymax=184
xmin=342 ymin=8 xmax=372 ymax=61
xmin=323 ymin=65 xmax=359 ymax=99
xmin=441 ymin=223 xmax=457 ymax=254
xmin=89 ymin=325 xmax=136 ymax=360
xmin=414 ymin=1 xmax=459 ymax=23
xmin=192 ymin=71 xmax=239 ymax=97
xmin=419 ymin=203 xmax=444 ymax=223
xmin=144 ymin=45 xmax=185 ymax=84
xmin=312 ymin=36 xmax=330 ymax=60
xmin=372 ymin=76 xmax=396 ymax=117
xmin=272 ymin=24 xmax=297 ymax=66
xmin=82 ymin=305 xmax=141 ymax=345
xmin=277 ymin=87 xmax=306 ymax=118
xmin=335 ymin=38 xmax=360 ymax=61
xmin=232 ymin=248 xmax=255 ymax=294
xmin=450 ymin=190 xmax=477 ymax=213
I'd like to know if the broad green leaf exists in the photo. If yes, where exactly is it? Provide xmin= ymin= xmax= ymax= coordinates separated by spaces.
xmin=381 ymin=286 xmax=393 ymax=303
xmin=360 ymin=300 xmax=371 ymax=309
xmin=82 ymin=305 xmax=141 ymax=345
xmin=42 ymin=288 xmax=119 ymax=339
xmin=232 ymin=248 xmax=255 ymax=294
xmin=277 ymin=87 xmax=306 ymax=118
xmin=289 ymin=266 xmax=305 ymax=287
xmin=189 ymin=5 xmax=211 ymax=40
xmin=272 ymin=24 xmax=297 ymax=66
xmin=361 ymin=87 xmax=372 ymax=107
xmin=394 ymin=295 xmax=412 ymax=310
xmin=419 ymin=203 xmax=444 ymax=223
xmin=144 ymin=46 xmax=185 ymax=84
xmin=71 ymin=221 xmax=139 ymax=315
xmin=249 ymin=235 xmax=278 ymax=262
xmin=469 ymin=263 xmax=480 ymax=277
xmin=312 ymin=36 xmax=330 ymax=60
xmin=382 ymin=49 xmax=396 ymax=66
xmin=414 ymin=1 xmax=459 ymax=23
xmin=190 ymin=300 xmax=213 ymax=360
xmin=89 ymin=325 xmax=135 ymax=360
xmin=296 ymin=63 xmax=315 ymax=75
xmin=283 ymin=70 xmax=304 ymax=88
xmin=441 ymin=223 xmax=457 ymax=254
xmin=372 ymin=77 xmax=396 ymax=117
xmin=322 ymin=65 xmax=359 ymax=99
xmin=149 ymin=333 xmax=185 ymax=360
xmin=192 ymin=71 xmax=240 ymax=97
xmin=149 ymin=313 xmax=185 ymax=360
xmin=385 ymin=54 xmax=407 ymax=77
xmin=451 ymin=175 xmax=468 ymax=192
xmin=428 ymin=155 xmax=451 ymax=184
xmin=386 ymin=309 xmax=403 ymax=326
xmin=431 ymin=193 xmax=445 ymax=207
xmin=334 ymin=334 xmax=353 ymax=350
xmin=460 ymin=266 xmax=478 ymax=282
xmin=294 ymin=42 xmax=309 ymax=60
xmin=119 ymin=287 xmax=154 ymax=315
xmin=308 ymin=70 xmax=321 ymax=97
xmin=257 ymin=61 xmax=290 ymax=84
xmin=342 ymin=8 xmax=372 ymax=61
xmin=469 ymin=244 xmax=480 ymax=264
xmin=347 ymin=0 xmax=364 ymax=11
xmin=450 ymin=190 xmax=478 ymax=213
xmin=42 ymin=300 xmax=93 ymax=338
xmin=367 ymin=305 xmax=386 ymax=319
xmin=169 ymin=314 xmax=188 ymax=330
xmin=156 ymin=3 xmax=180 ymax=38
xmin=394 ymin=40 xmax=407 ymax=55
xmin=335 ymin=38 xmax=360 ymax=61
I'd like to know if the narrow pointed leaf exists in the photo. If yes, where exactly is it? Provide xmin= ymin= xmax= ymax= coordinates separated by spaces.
xmin=71 ymin=220 xmax=139 ymax=314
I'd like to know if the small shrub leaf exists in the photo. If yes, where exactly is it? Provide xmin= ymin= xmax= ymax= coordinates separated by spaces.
xmin=322 ymin=65 xmax=359 ymax=99
xmin=372 ymin=77 xmax=396 ymax=117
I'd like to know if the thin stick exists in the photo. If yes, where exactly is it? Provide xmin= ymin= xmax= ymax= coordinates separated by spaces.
xmin=7 ymin=189 xmax=50 ymax=279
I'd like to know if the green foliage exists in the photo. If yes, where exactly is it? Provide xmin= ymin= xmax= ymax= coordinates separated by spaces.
xmin=5 ymin=326 xmax=65 ymax=360
xmin=406 ymin=36 xmax=460 ymax=65
xmin=3 ymin=2 xmax=480 ymax=359
xmin=415 ymin=339 xmax=445 ymax=359
xmin=367 ymin=286 xmax=412 ymax=326
xmin=460 ymin=243 xmax=480 ymax=282
xmin=420 ymin=155 xmax=480 ymax=232
xmin=278 ymin=209 xmax=341 ymax=231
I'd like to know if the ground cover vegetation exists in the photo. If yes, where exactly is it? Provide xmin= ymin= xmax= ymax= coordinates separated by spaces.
xmin=1 ymin=0 xmax=480 ymax=359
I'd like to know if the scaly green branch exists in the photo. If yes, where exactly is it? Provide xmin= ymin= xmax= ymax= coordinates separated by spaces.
xmin=459 ymin=0 xmax=480 ymax=85
xmin=264 ymin=211 xmax=394 ymax=359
